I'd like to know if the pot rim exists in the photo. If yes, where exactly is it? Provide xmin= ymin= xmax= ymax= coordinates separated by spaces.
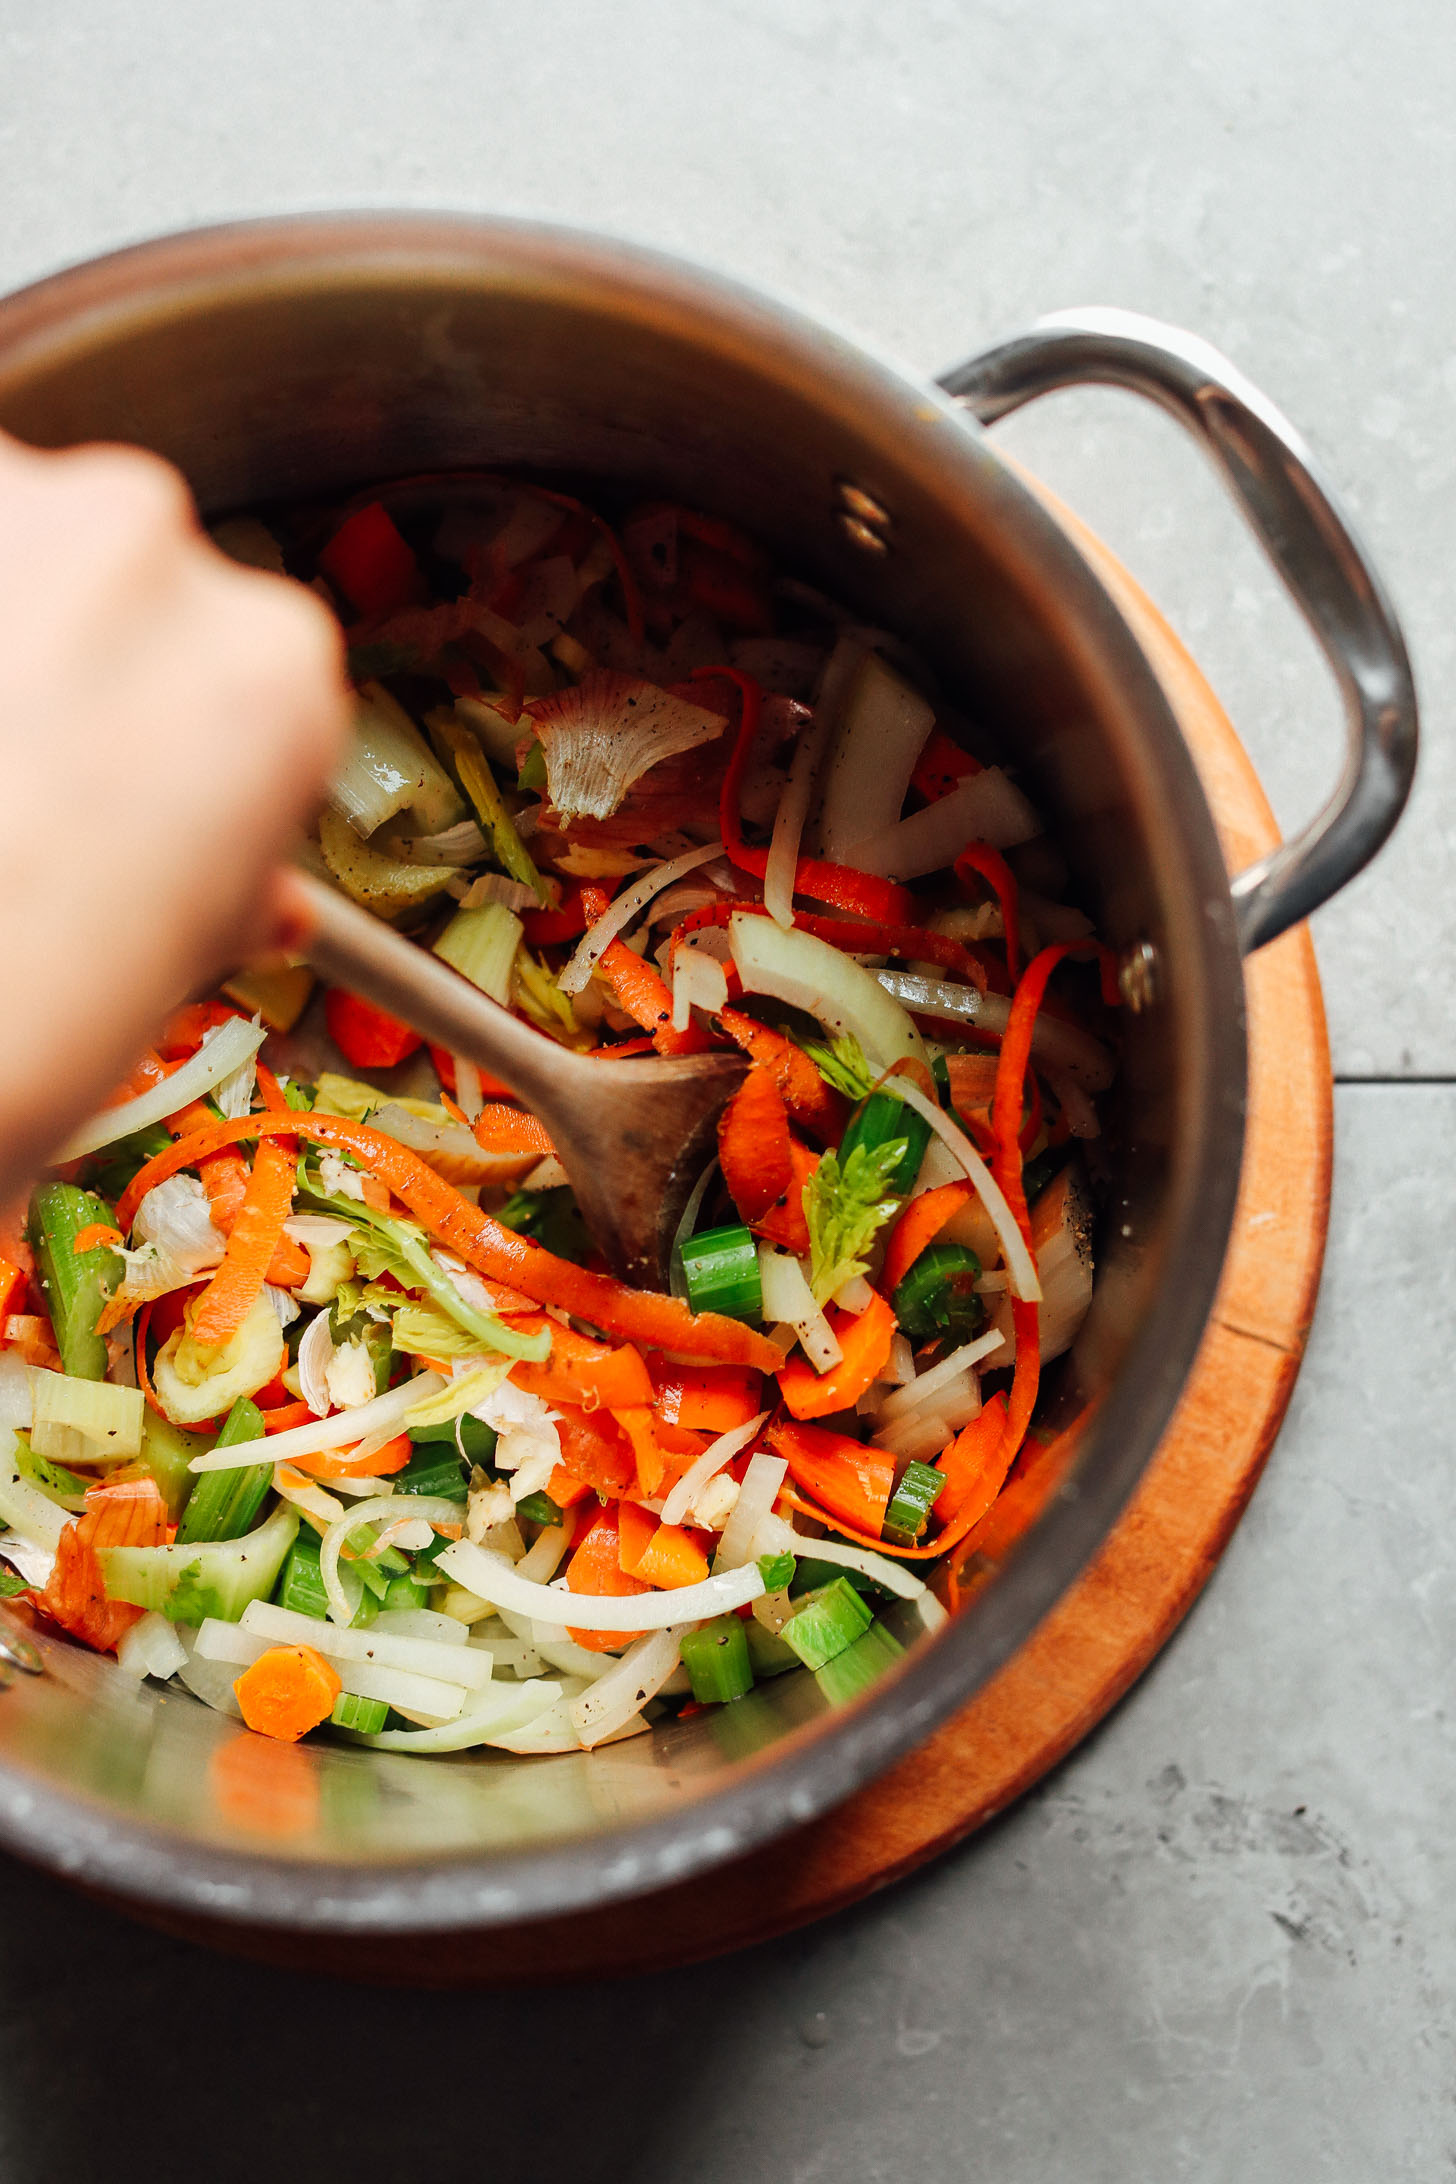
xmin=0 ymin=212 xmax=1248 ymax=1933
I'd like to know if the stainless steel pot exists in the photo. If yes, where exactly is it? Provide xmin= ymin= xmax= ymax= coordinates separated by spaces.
xmin=0 ymin=215 xmax=1415 ymax=1940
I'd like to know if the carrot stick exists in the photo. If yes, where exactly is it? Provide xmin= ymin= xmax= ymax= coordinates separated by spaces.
xmin=715 ymin=1008 xmax=846 ymax=1142
xmin=580 ymin=884 xmax=710 ymax=1056
xmin=767 ymin=1418 xmax=895 ymax=1534
xmin=717 ymin=1066 xmax=793 ymax=1225
xmin=564 ymin=1502 xmax=649 ymax=1651
xmin=234 ymin=1644 xmax=342 ymax=1742
xmin=188 ymin=1136 xmax=298 ymax=1347
xmin=777 ymin=1293 xmax=896 ymax=1421
xmin=881 ymin=1182 xmax=973 ymax=1294
xmin=933 ymin=1391 xmax=1012 ymax=1525
xmin=114 ymin=1111 xmax=782 ymax=1371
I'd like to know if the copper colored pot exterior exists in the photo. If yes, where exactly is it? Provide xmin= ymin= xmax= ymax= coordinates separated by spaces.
xmin=0 ymin=216 xmax=1256 ymax=1937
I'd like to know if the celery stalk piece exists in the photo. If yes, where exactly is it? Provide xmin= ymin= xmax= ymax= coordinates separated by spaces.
xmin=101 ymin=1502 xmax=300 ymax=1624
xmin=781 ymin=1576 xmax=874 ymax=1671
xmin=331 ymin=1690 xmax=390 ymax=1735
xmin=273 ymin=1525 xmax=378 ymax=1627
xmin=174 ymin=1397 xmax=272 ymax=1545
xmin=428 ymin=710 xmax=548 ymax=902
xmin=432 ymin=901 xmax=522 ymax=1006
xmin=744 ymin=1616 xmax=800 ymax=1680
xmin=26 ymin=1183 xmax=121 ymax=1380
xmin=140 ymin=1412 xmax=214 ymax=1521
xmin=680 ymin=1614 xmax=755 ymax=1705
xmin=329 ymin=682 xmax=466 ymax=839
xmin=317 ymin=807 xmax=451 ymax=920
xmin=29 ymin=1373 xmax=143 ymax=1466
xmin=812 ymin=1618 xmax=906 ymax=1706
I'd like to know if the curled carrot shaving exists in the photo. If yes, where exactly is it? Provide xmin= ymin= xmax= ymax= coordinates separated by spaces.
xmin=113 ymin=1112 xmax=781 ymax=1372
xmin=955 ymin=843 xmax=1021 ymax=984
xmin=717 ymin=1066 xmax=793 ymax=1225
xmin=71 ymin=1224 xmax=123 ymax=1255
xmin=579 ymin=883 xmax=709 ymax=1056
xmin=188 ymin=1136 xmax=298 ymax=1347
xmin=880 ymin=1182 xmax=972 ymax=1295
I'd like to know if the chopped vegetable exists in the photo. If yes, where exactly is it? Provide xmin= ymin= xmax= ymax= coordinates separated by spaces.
xmin=26 ymin=1185 xmax=121 ymax=1379
xmin=781 ymin=1576 xmax=873 ymax=1671
xmin=891 ymin=1244 xmax=984 ymax=1345
xmin=101 ymin=1501 xmax=299 ymax=1625
xmin=323 ymin=989 xmax=423 ymax=1069
xmin=882 ymin=1459 xmax=945 ymax=1547
xmin=804 ymin=1140 xmax=906 ymax=1307
xmin=680 ymin=1613 xmax=753 ymax=1704
xmin=233 ymin=1643 xmax=342 ymax=1743
xmin=679 ymin=1224 xmax=763 ymax=1323
xmin=174 ymin=1397 xmax=271 ymax=1545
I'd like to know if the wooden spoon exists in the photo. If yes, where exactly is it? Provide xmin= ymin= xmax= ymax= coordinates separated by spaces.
xmin=292 ymin=875 xmax=746 ymax=1290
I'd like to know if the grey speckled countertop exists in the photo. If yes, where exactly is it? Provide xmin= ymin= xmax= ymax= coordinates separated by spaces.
xmin=0 ymin=5 xmax=1452 ymax=2178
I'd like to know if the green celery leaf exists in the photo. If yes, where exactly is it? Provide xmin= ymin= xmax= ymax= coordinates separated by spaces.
xmin=794 ymin=1032 xmax=878 ymax=1102
xmin=805 ymin=1137 xmax=909 ymax=1304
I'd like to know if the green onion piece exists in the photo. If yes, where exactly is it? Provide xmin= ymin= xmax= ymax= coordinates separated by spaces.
xmin=890 ymin=1243 xmax=984 ymax=1345
xmin=744 ymin=1618 xmax=799 ymax=1680
xmin=680 ymin=1224 xmax=763 ymax=1322
xmin=882 ymin=1458 xmax=945 ymax=1548
xmin=26 ymin=1182 xmax=122 ymax=1380
xmin=517 ymin=739 xmax=547 ymax=791
xmin=813 ymin=1618 xmax=906 ymax=1706
xmin=781 ymin=1576 xmax=874 ymax=1671
xmin=757 ymin=1550 xmax=796 ymax=1593
xmin=174 ymin=1397 xmax=272 ymax=1546
xmin=839 ymin=1088 xmax=930 ymax=1198
xmin=331 ymin=1690 xmax=390 ymax=1735
xmin=680 ymin=1614 xmax=755 ymax=1705
xmin=515 ymin=1490 xmax=563 ymax=1528
xmin=273 ymin=1528 xmax=378 ymax=1627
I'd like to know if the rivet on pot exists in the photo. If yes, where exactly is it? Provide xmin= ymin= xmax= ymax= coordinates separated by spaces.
xmin=1118 ymin=940 xmax=1159 ymax=1013
xmin=834 ymin=478 xmax=892 ymax=554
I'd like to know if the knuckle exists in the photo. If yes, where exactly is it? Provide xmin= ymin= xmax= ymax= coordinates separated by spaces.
xmin=64 ymin=443 xmax=195 ymax=533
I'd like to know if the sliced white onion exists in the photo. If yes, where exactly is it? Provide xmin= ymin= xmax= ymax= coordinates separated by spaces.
xmin=452 ymin=1055 xmax=485 ymax=1122
xmin=115 ymin=1609 xmax=188 ymax=1682
xmin=764 ymin=643 xmax=856 ymax=923
xmin=1044 ymin=1064 xmax=1102 ymax=1138
xmin=0 ymin=1354 xmax=32 ymax=1431
xmin=0 ymin=1530 xmax=53 ymax=1588
xmin=752 ymin=1510 xmax=926 ymax=1599
xmin=297 ymin=1309 xmax=336 ymax=1418
xmin=885 ymin=1333 xmax=916 ymax=1386
xmin=351 ymin=1678 xmax=564 ymax=1753
xmin=876 ymin=973 xmax=1114 ymax=1093
xmin=757 ymin=1246 xmax=841 ymax=1371
xmin=213 ymin=1036 xmax=259 ymax=1122
xmin=570 ymin=1626 xmax=686 ymax=1748
xmin=670 ymin=945 xmax=728 ymax=1032
xmin=493 ymin=1603 xmax=608 ymax=1680
xmin=833 ymin=1273 xmax=876 ymax=1314
xmin=283 ymin=1214 xmax=356 ymax=1249
xmin=516 ymin=1516 xmax=576 ymax=1586
xmin=316 ymin=1493 xmax=462 ymax=1628
xmin=729 ymin=914 xmax=928 ymax=1073
xmin=877 ymin=1328 xmax=1006 ymax=1420
xmin=196 ymin=1620 xmax=468 ymax=1721
xmin=188 ymin=1373 xmax=445 ymax=1472
xmin=846 ymin=767 xmax=1040 ymax=879
xmin=58 ymin=1015 xmax=267 ymax=1161
xmin=271 ymin=1466 xmax=345 ymax=1527
xmin=713 ymin=1452 xmax=788 ymax=1572
xmin=889 ymin=1080 xmax=1041 ymax=1303
xmin=240 ymin=1599 xmax=491 ymax=1685
xmin=816 ymin=650 xmax=934 ymax=863
xmin=659 ymin=1411 xmax=769 ymax=1528
xmin=872 ymin=1409 xmax=955 ymax=1462
xmin=438 ymin=1537 xmax=764 ymax=1630
xmin=457 ymin=871 xmax=540 ymax=912
xmin=559 ymin=839 xmax=726 ymax=995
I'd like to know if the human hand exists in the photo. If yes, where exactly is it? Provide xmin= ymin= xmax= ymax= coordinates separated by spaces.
xmin=0 ymin=431 xmax=351 ymax=1202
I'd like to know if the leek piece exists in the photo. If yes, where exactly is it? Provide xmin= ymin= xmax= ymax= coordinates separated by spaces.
xmin=433 ymin=901 xmax=523 ymax=1006
xmin=679 ymin=1614 xmax=754 ymax=1705
xmin=29 ymin=1373 xmax=143 ymax=1466
xmin=101 ymin=1502 xmax=299 ymax=1624
xmin=26 ymin=1183 xmax=121 ymax=1380
xmin=813 ymin=1617 xmax=905 ymax=1705
xmin=329 ymin=682 xmax=465 ymax=839
xmin=317 ymin=806 xmax=451 ymax=919
xmin=781 ymin=1576 xmax=873 ymax=1671
xmin=174 ymin=1398 xmax=271 ymax=1545
xmin=427 ymin=709 xmax=548 ymax=901
xmin=140 ymin=1412 xmax=213 ymax=1520
xmin=313 ymin=1072 xmax=383 ymax=1121
xmin=331 ymin=1690 xmax=390 ymax=1735
xmin=882 ymin=1458 xmax=945 ymax=1548
xmin=220 ymin=962 xmax=316 ymax=1033
xmin=840 ymin=1087 xmax=930 ymax=1199
xmin=680 ymin=1225 xmax=762 ymax=1323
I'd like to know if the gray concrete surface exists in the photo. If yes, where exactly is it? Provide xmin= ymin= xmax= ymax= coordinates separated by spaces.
xmin=0 ymin=3 xmax=1450 ymax=2177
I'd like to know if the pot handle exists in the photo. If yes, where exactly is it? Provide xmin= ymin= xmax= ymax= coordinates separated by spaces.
xmin=938 ymin=308 xmax=1417 ymax=955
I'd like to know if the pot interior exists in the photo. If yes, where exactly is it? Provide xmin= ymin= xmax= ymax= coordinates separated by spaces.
xmin=0 ymin=218 xmax=1246 ymax=1932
